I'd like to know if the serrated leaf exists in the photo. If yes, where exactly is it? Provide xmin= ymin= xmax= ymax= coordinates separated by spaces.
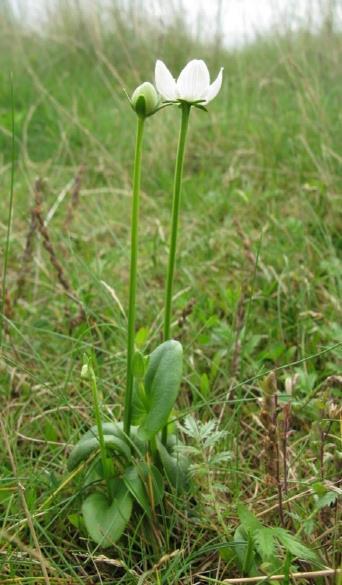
xmin=138 ymin=340 xmax=183 ymax=440
xmin=82 ymin=481 xmax=132 ymax=547
xmin=274 ymin=528 xmax=317 ymax=563
xmin=254 ymin=527 xmax=276 ymax=560
xmin=237 ymin=504 xmax=263 ymax=534
xmin=233 ymin=525 xmax=258 ymax=576
xmin=315 ymin=491 xmax=337 ymax=510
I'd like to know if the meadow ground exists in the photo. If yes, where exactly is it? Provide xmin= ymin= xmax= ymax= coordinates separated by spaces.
xmin=0 ymin=2 xmax=341 ymax=583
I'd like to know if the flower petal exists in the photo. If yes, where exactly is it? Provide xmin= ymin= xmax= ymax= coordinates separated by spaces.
xmin=176 ymin=59 xmax=210 ymax=102
xmin=204 ymin=68 xmax=223 ymax=104
xmin=155 ymin=60 xmax=177 ymax=101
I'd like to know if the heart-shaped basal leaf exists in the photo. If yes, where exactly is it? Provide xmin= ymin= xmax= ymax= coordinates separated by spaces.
xmin=138 ymin=340 xmax=183 ymax=440
xmin=67 ymin=435 xmax=131 ymax=471
xmin=82 ymin=480 xmax=132 ymax=547
xmin=157 ymin=440 xmax=190 ymax=493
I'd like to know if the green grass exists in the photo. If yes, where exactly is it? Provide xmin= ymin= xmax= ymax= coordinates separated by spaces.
xmin=0 ymin=1 xmax=341 ymax=583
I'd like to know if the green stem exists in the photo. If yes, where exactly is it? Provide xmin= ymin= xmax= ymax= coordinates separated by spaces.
xmin=163 ymin=103 xmax=191 ymax=341
xmin=90 ymin=365 xmax=111 ymax=497
xmin=162 ymin=103 xmax=191 ymax=445
xmin=0 ymin=74 xmax=15 ymax=347
xmin=124 ymin=116 xmax=145 ymax=436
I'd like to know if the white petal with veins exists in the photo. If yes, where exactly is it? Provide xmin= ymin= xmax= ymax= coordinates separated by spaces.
xmin=176 ymin=60 xmax=210 ymax=102
xmin=155 ymin=60 xmax=177 ymax=101
xmin=204 ymin=68 xmax=224 ymax=103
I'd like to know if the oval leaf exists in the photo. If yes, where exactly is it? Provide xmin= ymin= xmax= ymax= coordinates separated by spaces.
xmin=157 ymin=440 xmax=190 ymax=493
xmin=123 ymin=466 xmax=151 ymax=517
xmin=67 ymin=435 xmax=130 ymax=471
xmin=138 ymin=340 xmax=183 ymax=440
xmin=83 ymin=422 xmax=148 ymax=457
xmin=82 ymin=482 xmax=132 ymax=547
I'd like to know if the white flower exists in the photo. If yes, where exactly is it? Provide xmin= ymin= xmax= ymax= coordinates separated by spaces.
xmin=155 ymin=59 xmax=223 ymax=105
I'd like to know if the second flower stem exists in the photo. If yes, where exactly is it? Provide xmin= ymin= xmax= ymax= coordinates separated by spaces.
xmin=163 ymin=102 xmax=191 ymax=341
xmin=162 ymin=103 xmax=191 ymax=446
xmin=89 ymin=364 xmax=111 ymax=497
xmin=124 ymin=116 xmax=145 ymax=436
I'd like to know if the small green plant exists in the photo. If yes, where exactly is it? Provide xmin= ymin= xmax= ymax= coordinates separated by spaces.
xmin=221 ymin=505 xmax=319 ymax=580
xmin=66 ymin=60 xmax=223 ymax=547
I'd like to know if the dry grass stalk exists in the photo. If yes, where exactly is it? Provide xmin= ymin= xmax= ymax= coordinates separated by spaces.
xmin=33 ymin=178 xmax=72 ymax=293
xmin=216 ymin=292 xmax=246 ymax=430
xmin=33 ymin=177 xmax=85 ymax=329
xmin=63 ymin=165 xmax=84 ymax=230
xmin=220 ymin=567 xmax=340 ymax=583
xmin=177 ymin=297 xmax=196 ymax=333
xmin=260 ymin=371 xmax=278 ymax=484
xmin=233 ymin=218 xmax=268 ymax=275
xmin=278 ymin=402 xmax=291 ymax=494
xmin=230 ymin=293 xmax=245 ymax=382
xmin=260 ymin=371 xmax=285 ymax=525
xmin=14 ymin=198 xmax=38 ymax=304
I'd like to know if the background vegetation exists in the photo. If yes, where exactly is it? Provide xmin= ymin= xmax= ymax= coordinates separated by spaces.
xmin=0 ymin=0 xmax=341 ymax=583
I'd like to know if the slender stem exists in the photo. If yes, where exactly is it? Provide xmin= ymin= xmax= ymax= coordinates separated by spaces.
xmin=90 ymin=365 xmax=111 ymax=496
xmin=163 ymin=103 xmax=191 ymax=340
xmin=124 ymin=116 xmax=145 ymax=436
xmin=162 ymin=103 xmax=191 ymax=445
xmin=0 ymin=74 xmax=15 ymax=347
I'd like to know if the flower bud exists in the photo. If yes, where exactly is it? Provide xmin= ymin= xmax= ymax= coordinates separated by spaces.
xmin=81 ymin=363 xmax=90 ymax=379
xmin=131 ymin=82 xmax=159 ymax=117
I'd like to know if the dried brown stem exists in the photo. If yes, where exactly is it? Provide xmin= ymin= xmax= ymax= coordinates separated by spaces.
xmin=260 ymin=371 xmax=285 ymax=525
xmin=14 ymin=199 xmax=38 ymax=304
xmin=32 ymin=178 xmax=85 ymax=329
xmin=177 ymin=297 xmax=196 ymax=332
xmin=63 ymin=165 xmax=84 ymax=230
xmin=33 ymin=178 xmax=72 ymax=293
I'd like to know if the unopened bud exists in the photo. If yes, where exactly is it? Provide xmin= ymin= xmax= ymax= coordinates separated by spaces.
xmin=81 ymin=363 xmax=90 ymax=379
xmin=131 ymin=82 xmax=159 ymax=117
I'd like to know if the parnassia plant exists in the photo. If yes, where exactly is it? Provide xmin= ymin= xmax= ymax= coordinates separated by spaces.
xmin=66 ymin=60 xmax=223 ymax=547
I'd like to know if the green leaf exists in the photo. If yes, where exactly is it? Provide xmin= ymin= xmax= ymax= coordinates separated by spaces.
xmin=136 ymin=462 xmax=164 ymax=507
xmin=237 ymin=504 xmax=263 ymax=534
xmin=132 ymin=351 xmax=146 ymax=379
xmin=138 ymin=340 xmax=183 ymax=440
xmin=80 ymin=422 xmax=148 ymax=457
xmin=135 ymin=327 xmax=149 ymax=347
xmin=67 ymin=435 xmax=130 ymax=471
xmin=254 ymin=527 xmax=276 ymax=560
xmin=233 ymin=526 xmax=258 ymax=576
xmin=68 ymin=513 xmax=85 ymax=530
xmin=123 ymin=466 xmax=151 ymax=517
xmin=315 ymin=491 xmax=337 ymax=510
xmin=274 ymin=528 xmax=318 ymax=563
xmin=82 ymin=481 xmax=132 ymax=547
xmin=157 ymin=440 xmax=190 ymax=493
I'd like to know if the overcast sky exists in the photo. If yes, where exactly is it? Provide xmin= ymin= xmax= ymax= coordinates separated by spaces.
xmin=8 ymin=0 xmax=339 ymax=47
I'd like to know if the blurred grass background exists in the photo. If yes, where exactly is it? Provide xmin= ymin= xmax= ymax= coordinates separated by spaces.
xmin=0 ymin=0 xmax=341 ymax=582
